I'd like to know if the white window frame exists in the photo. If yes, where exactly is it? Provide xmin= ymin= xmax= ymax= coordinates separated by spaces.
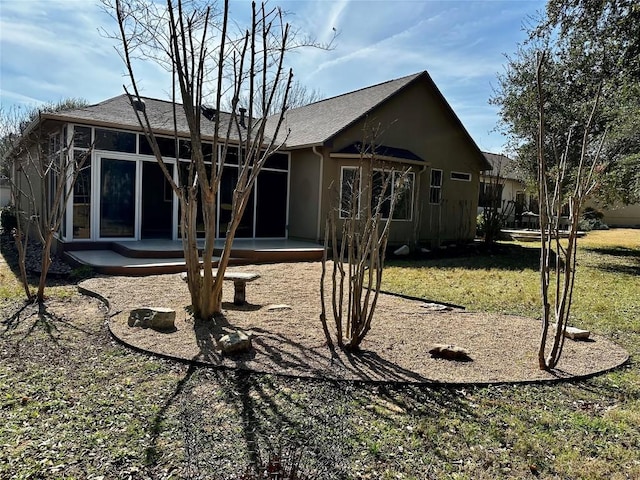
xmin=339 ymin=166 xmax=361 ymax=219
xmin=429 ymin=168 xmax=443 ymax=205
xmin=451 ymin=171 xmax=472 ymax=182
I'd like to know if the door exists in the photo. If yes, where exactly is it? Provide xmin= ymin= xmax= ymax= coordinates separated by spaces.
xmin=99 ymin=158 xmax=136 ymax=238
xmin=141 ymin=162 xmax=174 ymax=239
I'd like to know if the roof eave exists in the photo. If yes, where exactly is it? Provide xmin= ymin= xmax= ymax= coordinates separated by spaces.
xmin=329 ymin=152 xmax=429 ymax=167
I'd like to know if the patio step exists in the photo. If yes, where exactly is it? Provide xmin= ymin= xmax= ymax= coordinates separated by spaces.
xmin=61 ymin=238 xmax=324 ymax=275
xmin=64 ymin=250 xmax=251 ymax=276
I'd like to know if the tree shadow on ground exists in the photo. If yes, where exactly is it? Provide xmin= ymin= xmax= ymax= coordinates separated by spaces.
xmin=582 ymin=246 xmax=640 ymax=276
xmin=387 ymin=243 xmax=549 ymax=272
xmin=174 ymin=369 xmax=479 ymax=479
xmin=1 ymin=300 xmax=94 ymax=356
xmin=144 ymin=364 xmax=196 ymax=467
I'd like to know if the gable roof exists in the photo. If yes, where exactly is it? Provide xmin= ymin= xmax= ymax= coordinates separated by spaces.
xmin=268 ymin=70 xmax=491 ymax=170
xmin=269 ymin=72 xmax=422 ymax=148
xmin=482 ymin=152 xmax=522 ymax=181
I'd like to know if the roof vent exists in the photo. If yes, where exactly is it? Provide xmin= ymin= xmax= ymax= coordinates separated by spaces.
xmin=201 ymin=106 xmax=217 ymax=121
xmin=131 ymin=98 xmax=146 ymax=113
xmin=239 ymin=107 xmax=247 ymax=128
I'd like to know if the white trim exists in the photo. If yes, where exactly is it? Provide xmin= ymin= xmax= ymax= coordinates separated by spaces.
xmin=451 ymin=171 xmax=472 ymax=182
xmin=95 ymin=153 xmax=139 ymax=241
xmin=339 ymin=166 xmax=361 ymax=219
xmin=429 ymin=168 xmax=443 ymax=205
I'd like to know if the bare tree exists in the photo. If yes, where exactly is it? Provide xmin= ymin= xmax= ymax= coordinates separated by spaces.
xmin=535 ymin=51 xmax=606 ymax=370
xmin=3 ymin=106 xmax=91 ymax=302
xmin=108 ymin=0 xmax=317 ymax=320
xmin=229 ymin=78 xmax=323 ymax=116
xmin=320 ymin=125 xmax=411 ymax=351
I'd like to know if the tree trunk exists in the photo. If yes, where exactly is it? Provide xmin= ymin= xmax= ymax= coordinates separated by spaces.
xmin=36 ymin=232 xmax=54 ymax=302
xmin=13 ymin=229 xmax=32 ymax=301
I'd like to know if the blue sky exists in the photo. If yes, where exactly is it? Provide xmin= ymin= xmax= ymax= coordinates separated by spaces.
xmin=0 ymin=0 xmax=544 ymax=153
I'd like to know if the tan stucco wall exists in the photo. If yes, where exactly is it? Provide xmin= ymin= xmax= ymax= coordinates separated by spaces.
xmin=288 ymin=149 xmax=321 ymax=240
xmin=598 ymin=203 xmax=640 ymax=227
xmin=313 ymin=80 xmax=485 ymax=248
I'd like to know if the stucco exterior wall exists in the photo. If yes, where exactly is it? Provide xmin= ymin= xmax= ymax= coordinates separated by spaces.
xmin=599 ymin=203 xmax=640 ymax=227
xmin=288 ymin=149 xmax=321 ymax=240
xmin=315 ymin=80 xmax=485 ymax=248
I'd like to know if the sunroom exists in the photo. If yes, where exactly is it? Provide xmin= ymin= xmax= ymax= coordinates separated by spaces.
xmin=56 ymin=124 xmax=290 ymax=244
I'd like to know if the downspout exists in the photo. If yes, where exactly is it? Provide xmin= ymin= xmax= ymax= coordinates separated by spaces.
xmin=312 ymin=145 xmax=324 ymax=243
xmin=412 ymin=164 xmax=428 ymax=250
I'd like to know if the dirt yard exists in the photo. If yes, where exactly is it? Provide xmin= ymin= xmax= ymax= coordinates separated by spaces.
xmin=80 ymin=262 xmax=628 ymax=384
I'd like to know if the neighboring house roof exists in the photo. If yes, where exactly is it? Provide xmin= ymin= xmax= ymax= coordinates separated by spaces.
xmin=482 ymin=152 xmax=522 ymax=181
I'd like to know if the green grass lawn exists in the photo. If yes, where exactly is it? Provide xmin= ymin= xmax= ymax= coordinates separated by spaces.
xmin=1 ymin=229 xmax=638 ymax=479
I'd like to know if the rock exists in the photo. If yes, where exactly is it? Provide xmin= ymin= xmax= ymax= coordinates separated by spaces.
xmin=564 ymin=326 xmax=590 ymax=340
xmin=394 ymin=244 xmax=410 ymax=256
xmin=217 ymin=330 xmax=252 ymax=354
xmin=266 ymin=304 xmax=292 ymax=311
xmin=421 ymin=302 xmax=452 ymax=312
xmin=128 ymin=307 xmax=176 ymax=331
xmin=429 ymin=343 xmax=471 ymax=361
xmin=420 ymin=248 xmax=431 ymax=254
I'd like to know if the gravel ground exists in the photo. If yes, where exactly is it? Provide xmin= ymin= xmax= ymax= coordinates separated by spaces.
xmin=82 ymin=262 xmax=629 ymax=384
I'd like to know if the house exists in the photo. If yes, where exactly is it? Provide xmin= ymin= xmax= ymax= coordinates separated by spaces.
xmin=478 ymin=152 xmax=536 ymax=228
xmin=589 ymin=201 xmax=640 ymax=228
xmin=9 ymin=71 xmax=491 ymax=266
xmin=479 ymin=152 xmax=640 ymax=229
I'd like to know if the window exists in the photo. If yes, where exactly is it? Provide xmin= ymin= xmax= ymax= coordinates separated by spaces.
xmin=95 ymin=128 xmax=136 ymax=153
xmin=264 ymin=152 xmax=289 ymax=171
xmin=371 ymin=170 xmax=414 ymax=220
xmin=47 ymin=132 xmax=62 ymax=225
xmin=339 ymin=166 xmax=360 ymax=219
xmin=451 ymin=171 xmax=471 ymax=182
xmin=392 ymin=171 xmax=414 ymax=220
xmin=479 ymin=182 xmax=504 ymax=208
xmin=73 ymin=126 xmax=92 ymax=148
xmin=139 ymin=135 xmax=197 ymax=159
xmin=73 ymin=150 xmax=91 ymax=239
xmin=429 ymin=169 xmax=442 ymax=205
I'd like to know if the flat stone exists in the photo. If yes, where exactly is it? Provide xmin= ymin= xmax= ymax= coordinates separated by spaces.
xmin=266 ymin=304 xmax=292 ymax=311
xmin=421 ymin=303 xmax=452 ymax=312
xmin=564 ymin=326 xmax=591 ymax=340
xmin=429 ymin=343 xmax=471 ymax=361
xmin=128 ymin=307 xmax=176 ymax=331
xmin=217 ymin=330 xmax=253 ymax=354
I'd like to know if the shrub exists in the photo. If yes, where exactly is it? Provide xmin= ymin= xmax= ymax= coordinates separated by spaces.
xmin=0 ymin=205 xmax=17 ymax=234
xmin=579 ymin=207 xmax=608 ymax=231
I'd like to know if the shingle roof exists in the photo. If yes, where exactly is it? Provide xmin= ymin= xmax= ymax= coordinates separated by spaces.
xmin=266 ymin=72 xmax=422 ymax=148
xmin=40 ymin=94 xmax=240 ymax=142
xmin=33 ymin=72 xmax=491 ymax=171
xmin=482 ymin=152 xmax=521 ymax=180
